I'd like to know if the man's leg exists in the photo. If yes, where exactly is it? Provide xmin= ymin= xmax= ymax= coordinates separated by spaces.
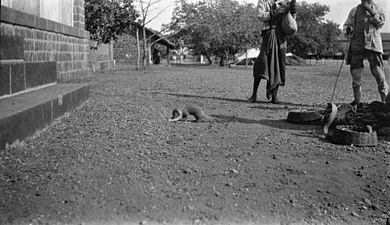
xmin=351 ymin=67 xmax=364 ymax=103
xmin=278 ymin=46 xmax=286 ymax=86
xmin=350 ymin=53 xmax=365 ymax=104
xmin=248 ymin=47 xmax=267 ymax=103
xmin=270 ymin=46 xmax=286 ymax=104
xmin=367 ymin=51 xmax=388 ymax=102
xmin=247 ymin=76 xmax=261 ymax=103
xmin=271 ymin=86 xmax=280 ymax=104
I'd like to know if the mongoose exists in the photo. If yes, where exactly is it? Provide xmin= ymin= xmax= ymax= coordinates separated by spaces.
xmin=168 ymin=105 xmax=215 ymax=122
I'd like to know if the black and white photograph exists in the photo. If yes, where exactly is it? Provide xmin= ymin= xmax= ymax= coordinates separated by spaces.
xmin=1 ymin=0 xmax=389 ymax=224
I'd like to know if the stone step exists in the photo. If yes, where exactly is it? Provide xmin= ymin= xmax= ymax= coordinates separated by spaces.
xmin=1 ymin=61 xmax=57 ymax=98
xmin=0 ymin=83 xmax=89 ymax=149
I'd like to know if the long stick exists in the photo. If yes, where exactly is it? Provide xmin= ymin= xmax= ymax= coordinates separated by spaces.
xmin=330 ymin=37 xmax=351 ymax=103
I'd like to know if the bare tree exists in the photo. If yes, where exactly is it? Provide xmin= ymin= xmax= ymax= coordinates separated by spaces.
xmin=134 ymin=0 xmax=174 ymax=70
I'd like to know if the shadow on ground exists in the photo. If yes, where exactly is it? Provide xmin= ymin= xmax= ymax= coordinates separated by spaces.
xmin=153 ymin=92 xmax=325 ymax=108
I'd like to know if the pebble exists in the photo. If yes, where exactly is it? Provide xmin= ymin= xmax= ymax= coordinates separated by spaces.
xmin=351 ymin=212 xmax=359 ymax=217
xmin=231 ymin=169 xmax=239 ymax=174
xmin=364 ymin=198 xmax=372 ymax=206
xmin=371 ymin=204 xmax=379 ymax=211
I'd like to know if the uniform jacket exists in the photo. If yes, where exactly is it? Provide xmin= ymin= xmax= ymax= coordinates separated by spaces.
xmin=343 ymin=3 xmax=385 ymax=53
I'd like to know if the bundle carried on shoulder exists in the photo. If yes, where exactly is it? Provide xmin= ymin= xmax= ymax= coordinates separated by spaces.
xmin=281 ymin=0 xmax=297 ymax=36
xmin=282 ymin=12 xmax=297 ymax=35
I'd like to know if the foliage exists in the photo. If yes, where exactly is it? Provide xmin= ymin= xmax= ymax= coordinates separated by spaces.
xmin=287 ymin=2 xmax=343 ymax=58
xmin=163 ymin=0 xmax=262 ymax=65
xmin=85 ymin=0 xmax=138 ymax=47
xmin=164 ymin=0 xmax=343 ymax=62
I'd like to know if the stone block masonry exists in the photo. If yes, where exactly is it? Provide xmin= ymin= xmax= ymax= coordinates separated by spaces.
xmin=0 ymin=5 xmax=91 ymax=85
xmin=0 ymin=34 xmax=24 ymax=60
xmin=0 ymin=2 xmax=92 ymax=147
xmin=0 ymin=23 xmax=91 ymax=83
xmin=73 ymin=0 xmax=85 ymax=30
xmin=0 ymin=61 xmax=57 ymax=98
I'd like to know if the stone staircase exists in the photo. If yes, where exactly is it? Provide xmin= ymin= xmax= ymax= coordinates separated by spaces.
xmin=0 ymin=61 xmax=90 ymax=149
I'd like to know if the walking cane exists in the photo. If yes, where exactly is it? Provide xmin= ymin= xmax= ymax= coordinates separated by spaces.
xmin=330 ymin=36 xmax=351 ymax=103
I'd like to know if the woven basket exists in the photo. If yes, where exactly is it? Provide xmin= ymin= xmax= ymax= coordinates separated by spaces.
xmin=287 ymin=109 xmax=322 ymax=124
xmin=332 ymin=125 xmax=378 ymax=147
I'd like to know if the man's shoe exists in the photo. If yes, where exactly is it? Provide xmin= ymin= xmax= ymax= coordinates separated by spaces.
xmin=271 ymin=96 xmax=280 ymax=104
xmin=350 ymin=100 xmax=361 ymax=106
xmin=266 ymin=90 xmax=271 ymax=100
xmin=247 ymin=95 xmax=257 ymax=103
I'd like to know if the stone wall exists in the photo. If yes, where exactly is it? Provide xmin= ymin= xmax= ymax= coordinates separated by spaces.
xmin=0 ymin=4 xmax=91 ymax=98
xmin=73 ymin=0 xmax=85 ymax=29
xmin=90 ymin=42 xmax=114 ymax=71
xmin=1 ymin=22 xmax=90 ymax=80
xmin=113 ymin=34 xmax=139 ymax=64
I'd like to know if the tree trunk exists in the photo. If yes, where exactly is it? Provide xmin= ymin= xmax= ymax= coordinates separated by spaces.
xmin=148 ymin=44 xmax=152 ymax=65
xmin=226 ymin=51 xmax=229 ymax=67
xmin=219 ymin=57 xmax=225 ymax=67
xmin=142 ymin=27 xmax=147 ymax=70
xmin=245 ymin=49 xmax=248 ymax=68
xmin=136 ymin=28 xmax=141 ymax=70
xmin=167 ymin=48 xmax=170 ymax=65
xmin=205 ymin=54 xmax=212 ymax=65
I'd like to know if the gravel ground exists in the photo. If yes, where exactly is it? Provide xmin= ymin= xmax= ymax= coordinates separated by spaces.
xmin=1 ymin=63 xmax=390 ymax=225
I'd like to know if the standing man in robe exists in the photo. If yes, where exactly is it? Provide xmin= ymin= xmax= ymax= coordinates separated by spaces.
xmin=247 ymin=0 xmax=296 ymax=104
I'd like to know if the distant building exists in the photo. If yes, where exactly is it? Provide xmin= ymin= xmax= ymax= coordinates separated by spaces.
xmin=113 ymin=24 xmax=176 ymax=65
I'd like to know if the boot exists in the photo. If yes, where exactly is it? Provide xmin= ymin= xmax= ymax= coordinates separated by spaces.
xmin=379 ymin=89 xmax=388 ymax=103
xmin=352 ymin=86 xmax=362 ymax=104
xmin=369 ymin=64 xmax=388 ymax=103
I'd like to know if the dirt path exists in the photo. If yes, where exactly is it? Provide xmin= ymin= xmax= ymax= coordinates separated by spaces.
xmin=1 ymin=64 xmax=389 ymax=225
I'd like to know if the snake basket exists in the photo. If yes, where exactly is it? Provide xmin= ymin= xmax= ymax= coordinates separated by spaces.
xmin=332 ymin=125 xmax=378 ymax=147
xmin=287 ymin=109 xmax=322 ymax=124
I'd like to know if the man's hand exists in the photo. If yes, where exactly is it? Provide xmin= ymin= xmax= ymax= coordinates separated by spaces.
xmin=276 ymin=6 xmax=289 ymax=15
xmin=346 ymin=26 xmax=354 ymax=37
xmin=362 ymin=1 xmax=371 ymax=10
xmin=362 ymin=1 xmax=375 ymax=16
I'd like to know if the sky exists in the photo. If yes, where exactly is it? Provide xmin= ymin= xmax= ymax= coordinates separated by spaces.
xmin=146 ymin=0 xmax=390 ymax=33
